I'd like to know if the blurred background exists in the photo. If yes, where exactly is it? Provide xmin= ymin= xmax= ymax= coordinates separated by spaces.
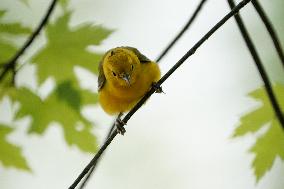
xmin=0 ymin=0 xmax=283 ymax=189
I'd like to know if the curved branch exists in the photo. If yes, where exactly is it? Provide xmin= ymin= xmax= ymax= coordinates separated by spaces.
xmin=0 ymin=0 xmax=58 ymax=81
xmin=156 ymin=0 xmax=208 ymax=62
xmin=227 ymin=0 xmax=284 ymax=128
xmin=251 ymin=0 xmax=284 ymax=69
xmin=68 ymin=0 xmax=252 ymax=188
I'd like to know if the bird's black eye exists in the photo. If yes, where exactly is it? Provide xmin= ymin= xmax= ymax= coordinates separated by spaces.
xmin=131 ymin=65 xmax=134 ymax=70
xmin=112 ymin=71 xmax=116 ymax=76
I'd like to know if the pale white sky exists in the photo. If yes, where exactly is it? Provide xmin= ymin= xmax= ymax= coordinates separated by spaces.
xmin=0 ymin=0 xmax=283 ymax=189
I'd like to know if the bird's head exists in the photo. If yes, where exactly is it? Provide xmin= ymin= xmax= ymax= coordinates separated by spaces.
xmin=103 ymin=48 xmax=141 ymax=87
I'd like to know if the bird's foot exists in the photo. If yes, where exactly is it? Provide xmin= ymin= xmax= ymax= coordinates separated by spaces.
xmin=152 ymin=82 xmax=165 ymax=94
xmin=115 ymin=113 xmax=126 ymax=135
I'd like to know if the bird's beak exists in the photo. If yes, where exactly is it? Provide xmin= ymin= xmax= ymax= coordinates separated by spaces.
xmin=122 ymin=74 xmax=131 ymax=85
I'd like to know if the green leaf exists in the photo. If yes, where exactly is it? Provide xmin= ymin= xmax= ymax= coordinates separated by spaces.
xmin=0 ymin=39 xmax=17 ymax=63
xmin=56 ymin=80 xmax=98 ymax=108
xmin=0 ymin=9 xmax=31 ymax=63
xmin=14 ymin=87 xmax=98 ymax=152
xmin=233 ymin=106 xmax=273 ymax=137
xmin=60 ymin=0 xmax=68 ymax=8
xmin=234 ymin=84 xmax=284 ymax=137
xmin=32 ymin=11 xmax=112 ymax=84
xmin=0 ymin=9 xmax=31 ymax=35
xmin=0 ymin=23 xmax=31 ymax=35
xmin=0 ymin=70 xmax=16 ymax=100
xmin=233 ymin=83 xmax=284 ymax=182
xmin=0 ymin=124 xmax=30 ymax=170
xmin=0 ymin=10 xmax=6 ymax=18
xmin=80 ymin=88 xmax=98 ymax=105
xmin=250 ymin=120 xmax=284 ymax=181
xmin=56 ymin=81 xmax=81 ymax=110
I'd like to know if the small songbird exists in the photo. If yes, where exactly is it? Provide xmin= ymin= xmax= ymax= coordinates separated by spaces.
xmin=98 ymin=46 xmax=161 ymax=134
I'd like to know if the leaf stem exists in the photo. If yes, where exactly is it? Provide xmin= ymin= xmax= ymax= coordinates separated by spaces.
xmin=227 ymin=0 xmax=284 ymax=129
xmin=68 ymin=0 xmax=252 ymax=188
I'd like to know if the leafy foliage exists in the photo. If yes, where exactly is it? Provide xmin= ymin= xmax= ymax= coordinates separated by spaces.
xmin=32 ymin=11 xmax=112 ymax=84
xmin=12 ymin=87 xmax=98 ymax=152
xmin=0 ymin=39 xmax=17 ymax=64
xmin=233 ymin=83 xmax=284 ymax=181
xmin=0 ymin=10 xmax=31 ymax=63
xmin=250 ymin=120 xmax=284 ymax=181
xmin=0 ymin=9 xmax=31 ymax=101
xmin=0 ymin=71 xmax=16 ymax=100
xmin=0 ymin=1 xmax=112 ymax=171
xmin=0 ymin=124 xmax=30 ymax=170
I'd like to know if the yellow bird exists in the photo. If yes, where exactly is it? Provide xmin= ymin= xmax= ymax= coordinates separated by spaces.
xmin=98 ymin=46 xmax=162 ymax=134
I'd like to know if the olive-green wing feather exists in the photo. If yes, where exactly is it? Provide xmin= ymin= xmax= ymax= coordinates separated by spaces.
xmin=98 ymin=51 xmax=109 ymax=91
xmin=123 ymin=46 xmax=152 ymax=63
xmin=98 ymin=59 xmax=106 ymax=91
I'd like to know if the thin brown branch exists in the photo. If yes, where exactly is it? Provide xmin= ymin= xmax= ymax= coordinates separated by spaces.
xmin=78 ymin=122 xmax=116 ymax=189
xmin=251 ymin=0 xmax=284 ymax=69
xmin=156 ymin=0 xmax=208 ymax=62
xmin=227 ymin=0 xmax=284 ymax=129
xmin=0 ymin=0 xmax=58 ymax=81
xmin=68 ymin=0 xmax=252 ymax=188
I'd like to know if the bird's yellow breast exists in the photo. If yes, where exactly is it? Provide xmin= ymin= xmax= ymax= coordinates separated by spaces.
xmin=98 ymin=62 xmax=160 ymax=115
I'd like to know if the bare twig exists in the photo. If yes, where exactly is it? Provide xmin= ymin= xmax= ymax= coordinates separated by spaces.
xmin=78 ymin=122 xmax=116 ymax=189
xmin=251 ymin=0 xmax=284 ymax=69
xmin=0 ymin=0 xmax=58 ymax=81
xmin=78 ymin=1 xmax=209 ymax=188
xmin=69 ymin=0 xmax=252 ymax=188
xmin=78 ymin=165 xmax=94 ymax=189
xmin=227 ymin=0 xmax=284 ymax=129
xmin=156 ymin=0 xmax=208 ymax=62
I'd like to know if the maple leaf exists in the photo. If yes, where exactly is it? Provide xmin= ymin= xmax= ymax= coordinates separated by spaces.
xmin=0 ymin=10 xmax=31 ymax=63
xmin=14 ymin=87 xmax=98 ymax=152
xmin=0 ymin=124 xmax=30 ymax=170
xmin=233 ymin=83 xmax=284 ymax=181
xmin=32 ymin=11 xmax=112 ymax=84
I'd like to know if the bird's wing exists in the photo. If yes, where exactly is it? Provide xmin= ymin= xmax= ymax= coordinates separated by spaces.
xmin=123 ymin=46 xmax=152 ymax=63
xmin=98 ymin=56 xmax=107 ymax=91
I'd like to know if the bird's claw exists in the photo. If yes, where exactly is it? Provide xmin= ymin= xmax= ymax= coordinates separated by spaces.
xmin=115 ymin=116 xmax=126 ymax=135
xmin=152 ymin=82 xmax=165 ymax=94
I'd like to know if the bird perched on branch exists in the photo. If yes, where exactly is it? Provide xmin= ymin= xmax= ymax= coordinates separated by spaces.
xmin=98 ymin=47 xmax=162 ymax=135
